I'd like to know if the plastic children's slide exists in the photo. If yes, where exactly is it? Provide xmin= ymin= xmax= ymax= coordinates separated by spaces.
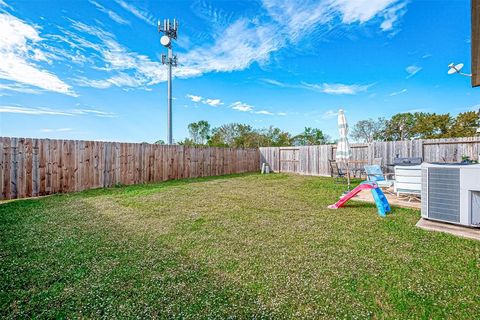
xmin=328 ymin=182 xmax=391 ymax=217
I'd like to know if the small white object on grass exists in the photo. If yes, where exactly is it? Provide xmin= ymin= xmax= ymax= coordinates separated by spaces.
xmin=261 ymin=163 xmax=270 ymax=174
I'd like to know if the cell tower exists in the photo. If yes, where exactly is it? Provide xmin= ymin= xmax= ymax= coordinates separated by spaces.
xmin=158 ymin=19 xmax=178 ymax=145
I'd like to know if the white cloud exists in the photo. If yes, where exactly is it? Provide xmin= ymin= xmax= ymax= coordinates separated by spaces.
xmin=89 ymin=0 xmax=130 ymax=25
xmin=406 ymin=65 xmax=422 ymax=78
xmin=0 ymin=13 xmax=76 ymax=95
xmin=183 ymin=19 xmax=282 ymax=74
xmin=263 ymin=78 xmax=373 ymax=95
xmin=254 ymin=110 xmax=274 ymax=115
xmin=263 ymin=0 xmax=407 ymax=40
xmin=331 ymin=0 xmax=397 ymax=24
xmin=75 ymin=77 xmax=113 ymax=89
xmin=262 ymin=0 xmax=331 ymax=41
xmin=0 ymin=0 xmax=11 ymax=9
xmin=102 ymin=73 xmax=145 ymax=87
xmin=389 ymin=88 xmax=407 ymax=96
xmin=261 ymin=78 xmax=302 ymax=89
xmin=71 ymin=109 xmax=116 ymax=117
xmin=114 ymin=0 xmax=155 ymax=26
xmin=75 ymin=71 xmax=151 ymax=90
xmin=322 ymin=110 xmax=339 ymax=119
xmin=302 ymin=82 xmax=372 ymax=95
xmin=0 ymin=106 xmax=74 ymax=116
xmin=185 ymin=94 xmax=222 ymax=106
xmin=322 ymin=83 xmax=372 ymax=95
xmin=231 ymin=101 xmax=253 ymax=112
xmin=26 ymin=0 xmax=408 ymax=92
xmin=326 ymin=0 xmax=408 ymax=33
xmin=3 ymin=0 xmax=408 ymax=93
xmin=68 ymin=21 xmax=204 ymax=89
xmin=379 ymin=1 xmax=407 ymax=32
xmin=229 ymin=101 xmax=282 ymax=116
xmin=261 ymin=78 xmax=289 ymax=87
xmin=0 ymin=83 xmax=42 ymax=94
xmin=40 ymin=128 xmax=73 ymax=132
xmin=68 ymin=21 xmax=165 ymax=88
xmin=404 ymin=108 xmax=428 ymax=113
xmin=165 ymin=1 xmax=407 ymax=79
xmin=186 ymin=94 xmax=202 ymax=103
xmin=203 ymin=98 xmax=223 ymax=107
xmin=0 ymin=105 xmax=116 ymax=117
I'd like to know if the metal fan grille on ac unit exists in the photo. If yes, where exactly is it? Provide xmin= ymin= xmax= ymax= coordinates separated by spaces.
xmin=427 ymin=168 xmax=460 ymax=222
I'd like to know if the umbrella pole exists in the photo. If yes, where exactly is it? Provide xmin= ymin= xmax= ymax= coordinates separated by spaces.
xmin=347 ymin=161 xmax=351 ymax=192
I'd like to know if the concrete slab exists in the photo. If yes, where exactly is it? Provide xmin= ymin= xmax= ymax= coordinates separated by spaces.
xmin=416 ymin=218 xmax=480 ymax=241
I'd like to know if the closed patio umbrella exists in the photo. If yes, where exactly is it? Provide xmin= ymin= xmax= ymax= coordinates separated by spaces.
xmin=335 ymin=109 xmax=352 ymax=192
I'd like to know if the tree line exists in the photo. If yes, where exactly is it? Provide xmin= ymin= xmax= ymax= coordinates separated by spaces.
xmin=350 ymin=111 xmax=479 ymax=142
xmin=155 ymin=110 xmax=479 ymax=147
xmin=156 ymin=121 xmax=329 ymax=148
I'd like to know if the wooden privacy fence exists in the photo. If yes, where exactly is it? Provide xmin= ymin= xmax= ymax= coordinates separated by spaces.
xmin=260 ymin=137 xmax=480 ymax=176
xmin=0 ymin=137 xmax=260 ymax=200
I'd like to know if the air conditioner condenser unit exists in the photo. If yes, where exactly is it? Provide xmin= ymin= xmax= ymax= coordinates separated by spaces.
xmin=421 ymin=163 xmax=480 ymax=227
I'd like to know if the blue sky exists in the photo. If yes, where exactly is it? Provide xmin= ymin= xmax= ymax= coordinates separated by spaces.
xmin=0 ymin=0 xmax=479 ymax=143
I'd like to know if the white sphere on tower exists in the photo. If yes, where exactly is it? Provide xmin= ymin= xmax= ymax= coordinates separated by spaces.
xmin=160 ymin=35 xmax=171 ymax=47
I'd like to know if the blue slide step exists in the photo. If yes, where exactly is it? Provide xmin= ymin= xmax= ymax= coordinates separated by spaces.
xmin=370 ymin=188 xmax=391 ymax=217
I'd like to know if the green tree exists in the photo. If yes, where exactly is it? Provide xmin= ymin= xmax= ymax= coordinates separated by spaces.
xmin=177 ymin=138 xmax=196 ymax=146
xmin=384 ymin=113 xmax=416 ymax=141
xmin=260 ymin=126 xmax=292 ymax=147
xmin=207 ymin=124 xmax=292 ymax=148
xmin=154 ymin=139 xmax=166 ymax=144
xmin=292 ymin=127 xmax=329 ymax=146
xmin=449 ymin=111 xmax=479 ymax=137
xmin=409 ymin=112 xmax=452 ymax=139
xmin=351 ymin=117 xmax=387 ymax=142
xmin=208 ymin=123 xmax=256 ymax=148
xmin=359 ymin=110 xmax=478 ymax=142
xmin=188 ymin=120 xmax=211 ymax=145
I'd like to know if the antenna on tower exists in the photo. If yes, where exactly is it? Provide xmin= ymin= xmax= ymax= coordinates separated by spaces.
xmin=158 ymin=18 xmax=178 ymax=40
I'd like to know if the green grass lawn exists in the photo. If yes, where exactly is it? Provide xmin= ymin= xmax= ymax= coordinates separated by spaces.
xmin=1 ymin=173 xmax=479 ymax=319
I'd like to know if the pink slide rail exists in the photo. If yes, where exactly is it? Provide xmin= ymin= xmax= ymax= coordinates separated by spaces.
xmin=328 ymin=183 xmax=375 ymax=209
